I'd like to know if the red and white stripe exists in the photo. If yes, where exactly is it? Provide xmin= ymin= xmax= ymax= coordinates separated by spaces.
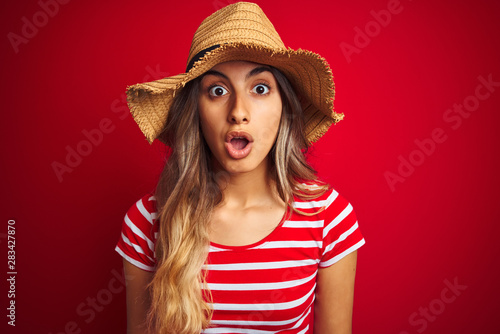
xmin=115 ymin=188 xmax=365 ymax=333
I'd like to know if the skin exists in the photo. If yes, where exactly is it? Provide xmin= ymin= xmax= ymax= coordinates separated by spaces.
xmin=314 ymin=251 xmax=358 ymax=334
xmin=124 ymin=60 xmax=358 ymax=333
xmin=198 ymin=61 xmax=285 ymax=246
xmin=123 ymin=259 xmax=153 ymax=334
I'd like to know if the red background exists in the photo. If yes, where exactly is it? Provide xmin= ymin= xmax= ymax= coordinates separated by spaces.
xmin=2 ymin=0 xmax=499 ymax=333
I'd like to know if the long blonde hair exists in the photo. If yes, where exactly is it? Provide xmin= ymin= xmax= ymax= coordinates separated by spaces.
xmin=145 ymin=66 xmax=328 ymax=334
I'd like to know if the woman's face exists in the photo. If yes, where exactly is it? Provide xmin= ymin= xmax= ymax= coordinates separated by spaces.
xmin=198 ymin=61 xmax=282 ymax=175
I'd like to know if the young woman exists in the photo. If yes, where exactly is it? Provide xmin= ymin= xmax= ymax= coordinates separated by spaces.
xmin=115 ymin=3 xmax=365 ymax=334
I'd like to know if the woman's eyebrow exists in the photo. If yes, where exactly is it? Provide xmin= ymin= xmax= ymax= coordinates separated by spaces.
xmin=201 ymin=66 xmax=272 ymax=81
xmin=246 ymin=66 xmax=272 ymax=80
xmin=202 ymin=70 xmax=228 ymax=80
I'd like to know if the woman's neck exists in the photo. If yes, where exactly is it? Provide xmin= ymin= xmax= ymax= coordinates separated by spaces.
xmin=216 ymin=158 xmax=280 ymax=209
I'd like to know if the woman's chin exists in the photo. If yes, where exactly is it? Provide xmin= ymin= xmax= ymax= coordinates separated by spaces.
xmin=218 ymin=155 xmax=269 ymax=176
xmin=221 ymin=161 xmax=257 ymax=175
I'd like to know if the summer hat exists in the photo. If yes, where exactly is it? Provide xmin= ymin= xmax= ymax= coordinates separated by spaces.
xmin=126 ymin=1 xmax=343 ymax=145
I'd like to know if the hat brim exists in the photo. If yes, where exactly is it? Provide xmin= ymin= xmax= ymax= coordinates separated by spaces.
xmin=126 ymin=42 xmax=343 ymax=144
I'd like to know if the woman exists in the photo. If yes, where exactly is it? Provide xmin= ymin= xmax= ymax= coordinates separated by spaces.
xmin=115 ymin=2 xmax=365 ymax=333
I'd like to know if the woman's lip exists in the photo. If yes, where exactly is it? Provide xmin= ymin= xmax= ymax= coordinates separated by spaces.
xmin=225 ymin=141 xmax=252 ymax=159
xmin=225 ymin=131 xmax=254 ymax=143
xmin=224 ymin=131 xmax=253 ymax=159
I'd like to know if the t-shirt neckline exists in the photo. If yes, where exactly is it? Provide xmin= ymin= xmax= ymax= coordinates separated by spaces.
xmin=208 ymin=204 xmax=290 ymax=251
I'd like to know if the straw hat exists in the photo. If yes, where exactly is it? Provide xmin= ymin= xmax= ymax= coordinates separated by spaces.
xmin=126 ymin=2 xmax=343 ymax=145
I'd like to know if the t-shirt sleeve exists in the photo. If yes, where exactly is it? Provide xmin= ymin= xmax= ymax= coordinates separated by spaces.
xmin=115 ymin=194 xmax=158 ymax=272
xmin=319 ymin=189 xmax=365 ymax=268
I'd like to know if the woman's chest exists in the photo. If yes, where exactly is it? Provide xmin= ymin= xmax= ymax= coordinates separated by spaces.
xmin=203 ymin=229 xmax=324 ymax=332
xmin=208 ymin=201 xmax=287 ymax=247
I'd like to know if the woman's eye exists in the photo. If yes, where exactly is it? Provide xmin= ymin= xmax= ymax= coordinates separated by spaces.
xmin=209 ymin=85 xmax=228 ymax=97
xmin=252 ymin=84 xmax=270 ymax=95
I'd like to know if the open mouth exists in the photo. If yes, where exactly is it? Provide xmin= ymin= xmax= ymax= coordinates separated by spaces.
xmin=225 ymin=131 xmax=253 ymax=159
xmin=230 ymin=137 xmax=250 ymax=150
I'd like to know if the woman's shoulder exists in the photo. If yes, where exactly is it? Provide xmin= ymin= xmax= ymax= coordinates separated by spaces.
xmin=292 ymin=181 xmax=364 ymax=266
xmin=292 ymin=181 xmax=353 ymax=217
xmin=136 ymin=192 xmax=158 ymax=214
xmin=115 ymin=192 xmax=159 ymax=272
xmin=124 ymin=192 xmax=159 ymax=236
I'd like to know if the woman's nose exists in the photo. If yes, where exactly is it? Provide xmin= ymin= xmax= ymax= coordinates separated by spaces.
xmin=227 ymin=92 xmax=250 ymax=124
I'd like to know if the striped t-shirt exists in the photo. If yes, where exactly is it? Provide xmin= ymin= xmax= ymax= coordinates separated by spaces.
xmin=115 ymin=187 xmax=365 ymax=333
